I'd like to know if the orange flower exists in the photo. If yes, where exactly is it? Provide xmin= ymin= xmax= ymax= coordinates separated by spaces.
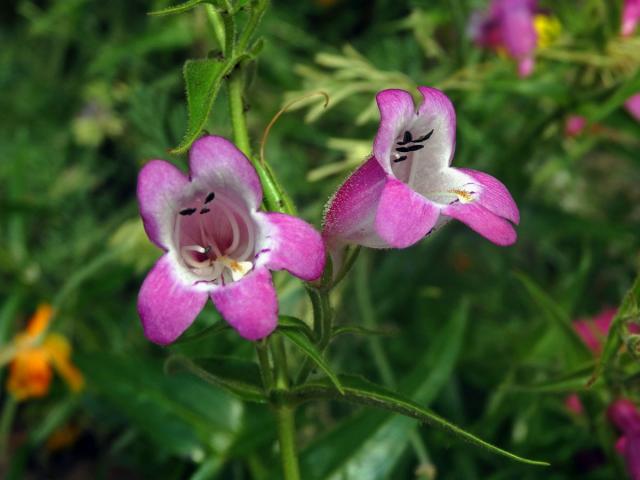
xmin=5 ymin=304 xmax=84 ymax=401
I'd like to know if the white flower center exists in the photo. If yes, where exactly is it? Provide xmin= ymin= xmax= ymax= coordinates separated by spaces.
xmin=174 ymin=191 xmax=256 ymax=286
xmin=390 ymin=128 xmax=479 ymax=206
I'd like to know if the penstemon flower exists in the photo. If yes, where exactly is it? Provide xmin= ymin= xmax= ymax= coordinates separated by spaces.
xmin=622 ymin=0 xmax=640 ymax=37
xmin=609 ymin=399 xmax=640 ymax=479
xmin=323 ymin=87 xmax=519 ymax=265
xmin=137 ymin=136 xmax=325 ymax=344
xmin=469 ymin=0 xmax=539 ymax=77
xmin=625 ymin=94 xmax=640 ymax=122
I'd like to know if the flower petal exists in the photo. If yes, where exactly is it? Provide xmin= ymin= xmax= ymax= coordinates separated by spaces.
xmin=623 ymin=432 xmax=640 ymax=480
xmin=622 ymin=0 xmax=640 ymax=36
xmin=189 ymin=135 xmax=263 ymax=209
xmin=442 ymin=202 xmax=517 ymax=246
xmin=415 ymin=87 xmax=456 ymax=166
xmin=457 ymin=168 xmax=520 ymax=224
xmin=373 ymin=89 xmax=416 ymax=174
xmin=374 ymin=178 xmax=440 ymax=248
xmin=625 ymin=93 xmax=640 ymax=122
xmin=210 ymin=267 xmax=278 ymax=340
xmin=501 ymin=4 xmax=537 ymax=59
xmin=322 ymin=156 xmax=389 ymax=250
xmin=138 ymin=160 xmax=190 ymax=249
xmin=257 ymin=212 xmax=326 ymax=281
xmin=137 ymin=255 xmax=208 ymax=345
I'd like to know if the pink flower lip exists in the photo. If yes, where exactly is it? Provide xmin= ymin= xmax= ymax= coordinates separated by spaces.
xmin=136 ymin=135 xmax=325 ymax=344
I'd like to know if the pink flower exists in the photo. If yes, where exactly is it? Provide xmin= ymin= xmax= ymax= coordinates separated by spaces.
xmin=323 ymin=87 xmax=519 ymax=264
xmin=564 ymin=115 xmax=587 ymax=137
xmin=470 ymin=0 xmax=539 ymax=77
xmin=609 ymin=399 xmax=640 ymax=479
xmin=136 ymin=136 xmax=325 ymax=344
xmin=625 ymin=94 xmax=640 ymax=122
xmin=573 ymin=307 xmax=617 ymax=354
xmin=622 ymin=0 xmax=640 ymax=37
xmin=565 ymin=393 xmax=584 ymax=415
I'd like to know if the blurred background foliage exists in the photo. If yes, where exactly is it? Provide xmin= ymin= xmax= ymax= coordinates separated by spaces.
xmin=0 ymin=0 xmax=639 ymax=478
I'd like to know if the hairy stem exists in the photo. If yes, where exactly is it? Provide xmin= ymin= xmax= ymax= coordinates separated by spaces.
xmin=227 ymin=72 xmax=251 ymax=157
xmin=275 ymin=405 xmax=300 ymax=480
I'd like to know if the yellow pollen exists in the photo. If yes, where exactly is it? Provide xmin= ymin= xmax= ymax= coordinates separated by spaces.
xmin=449 ymin=189 xmax=475 ymax=203
xmin=219 ymin=256 xmax=253 ymax=281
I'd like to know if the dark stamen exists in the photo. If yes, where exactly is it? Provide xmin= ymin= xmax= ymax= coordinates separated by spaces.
xmin=393 ymin=155 xmax=408 ymax=163
xmin=413 ymin=129 xmax=434 ymax=142
xmin=204 ymin=192 xmax=215 ymax=204
xmin=200 ymin=208 xmax=210 ymax=214
xmin=396 ymin=131 xmax=413 ymax=145
xmin=396 ymin=144 xmax=425 ymax=153
xmin=179 ymin=208 xmax=196 ymax=216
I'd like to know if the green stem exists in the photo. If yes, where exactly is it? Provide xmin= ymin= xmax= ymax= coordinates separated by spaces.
xmin=205 ymin=5 xmax=226 ymax=51
xmin=228 ymin=72 xmax=252 ymax=157
xmin=275 ymin=405 xmax=300 ymax=480
xmin=0 ymin=395 xmax=17 ymax=463
xmin=237 ymin=0 xmax=269 ymax=52
xmin=295 ymin=287 xmax=332 ymax=384
xmin=255 ymin=339 xmax=274 ymax=392
xmin=270 ymin=335 xmax=301 ymax=480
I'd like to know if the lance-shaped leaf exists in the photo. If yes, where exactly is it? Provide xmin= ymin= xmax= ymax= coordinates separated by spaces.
xmin=287 ymin=375 xmax=549 ymax=467
xmin=171 ymin=55 xmax=248 ymax=154
xmin=280 ymin=329 xmax=344 ymax=394
xmin=294 ymin=301 xmax=467 ymax=480
xmin=595 ymin=275 xmax=640 ymax=383
xmin=515 ymin=272 xmax=592 ymax=363
xmin=165 ymin=354 xmax=267 ymax=403
xmin=278 ymin=315 xmax=315 ymax=341
xmin=148 ymin=0 xmax=214 ymax=16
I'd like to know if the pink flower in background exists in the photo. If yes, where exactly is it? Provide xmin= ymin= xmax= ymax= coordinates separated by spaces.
xmin=564 ymin=115 xmax=587 ymax=137
xmin=323 ymin=87 xmax=519 ymax=266
xmin=622 ymin=0 xmax=640 ymax=36
xmin=470 ymin=0 xmax=539 ymax=76
xmin=137 ymin=136 xmax=325 ymax=343
xmin=573 ymin=307 xmax=617 ymax=354
xmin=625 ymin=94 xmax=640 ymax=122
xmin=565 ymin=394 xmax=584 ymax=415
xmin=609 ymin=399 xmax=640 ymax=479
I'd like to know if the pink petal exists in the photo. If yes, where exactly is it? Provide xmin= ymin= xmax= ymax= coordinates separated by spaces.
xmin=623 ymin=432 xmax=640 ymax=480
xmin=609 ymin=399 xmax=640 ymax=434
xmin=137 ymin=160 xmax=190 ymax=250
xmin=517 ymin=56 xmax=535 ymax=77
xmin=257 ymin=212 xmax=326 ymax=281
xmin=415 ymin=87 xmax=457 ymax=167
xmin=210 ymin=267 xmax=278 ymax=340
xmin=622 ymin=0 xmax=640 ymax=36
xmin=573 ymin=319 xmax=602 ymax=353
xmin=322 ymin=156 xmax=389 ymax=251
xmin=137 ymin=255 xmax=208 ymax=345
xmin=593 ymin=307 xmax=617 ymax=335
xmin=189 ymin=136 xmax=263 ymax=209
xmin=501 ymin=5 xmax=537 ymax=59
xmin=457 ymin=168 xmax=520 ymax=224
xmin=625 ymin=94 xmax=640 ymax=122
xmin=565 ymin=394 xmax=584 ymax=415
xmin=618 ymin=436 xmax=629 ymax=455
xmin=374 ymin=178 xmax=440 ymax=248
xmin=373 ymin=89 xmax=416 ymax=174
xmin=565 ymin=115 xmax=587 ymax=137
xmin=442 ymin=202 xmax=517 ymax=246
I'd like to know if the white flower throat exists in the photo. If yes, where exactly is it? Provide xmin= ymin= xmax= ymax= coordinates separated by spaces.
xmin=391 ymin=128 xmax=479 ymax=205
xmin=175 ymin=190 xmax=255 ymax=285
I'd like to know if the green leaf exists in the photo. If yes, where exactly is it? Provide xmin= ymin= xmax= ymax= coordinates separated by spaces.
xmin=279 ymin=329 xmax=344 ymax=394
xmin=148 ymin=0 xmax=214 ymax=17
xmin=166 ymin=354 xmax=267 ymax=403
xmin=278 ymin=315 xmax=315 ymax=340
xmin=171 ymin=58 xmax=227 ymax=154
xmin=290 ymin=375 xmax=548 ymax=468
xmin=331 ymin=325 xmax=392 ymax=339
xmin=514 ymin=272 xmax=592 ymax=363
xmin=596 ymin=274 xmax=640 ymax=381
xmin=295 ymin=302 xmax=468 ymax=479
xmin=171 ymin=321 xmax=230 ymax=346
xmin=508 ymin=361 xmax=598 ymax=394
